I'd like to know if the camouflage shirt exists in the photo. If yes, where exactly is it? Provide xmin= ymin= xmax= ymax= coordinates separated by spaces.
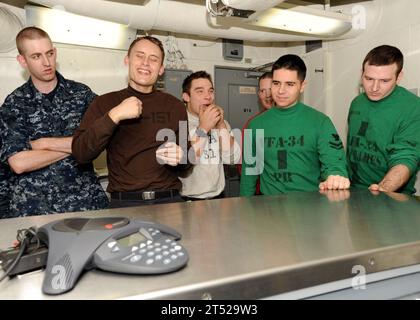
xmin=0 ymin=72 xmax=109 ymax=217
xmin=0 ymin=164 xmax=8 ymax=198
xmin=0 ymin=162 xmax=12 ymax=218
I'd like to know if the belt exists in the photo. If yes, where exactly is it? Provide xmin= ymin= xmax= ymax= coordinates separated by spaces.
xmin=111 ymin=189 xmax=179 ymax=201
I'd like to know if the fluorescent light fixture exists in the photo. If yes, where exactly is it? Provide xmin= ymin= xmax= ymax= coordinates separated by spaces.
xmin=220 ymin=0 xmax=286 ymax=11
xmin=25 ymin=5 xmax=136 ymax=50
xmin=245 ymin=4 xmax=353 ymax=37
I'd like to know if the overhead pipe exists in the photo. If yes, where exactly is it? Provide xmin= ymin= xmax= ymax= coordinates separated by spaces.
xmin=30 ymin=0 xmax=360 ymax=41
xmin=29 ymin=0 xmax=346 ymax=42
xmin=0 ymin=6 xmax=24 ymax=53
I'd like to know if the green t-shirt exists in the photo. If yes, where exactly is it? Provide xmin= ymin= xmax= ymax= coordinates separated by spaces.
xmin=347 ymin=86 xmax=420 ymax=194
xmin=240 ymin=102 xmax=348 ymax=196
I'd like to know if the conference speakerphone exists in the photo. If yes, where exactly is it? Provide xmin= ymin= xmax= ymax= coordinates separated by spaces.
xmin=37 ymin=217 xmax=189 ymax=295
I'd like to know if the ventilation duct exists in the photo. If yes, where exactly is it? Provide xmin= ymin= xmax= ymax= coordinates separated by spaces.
xmin=0 ymin=6 xmax=24 ymax=53
xmin=29 ymin=0 xmax=360 ymax=42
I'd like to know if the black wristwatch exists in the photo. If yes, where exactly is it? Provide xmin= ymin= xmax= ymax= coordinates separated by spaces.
xmin=195 ymin=127 xmax=208 ymax=138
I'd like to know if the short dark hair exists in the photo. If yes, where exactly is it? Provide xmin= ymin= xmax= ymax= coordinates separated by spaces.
xmin=127 ymin=36 xmax=165 ymax=64
xmin=16 ymin=26 xmax=51 ymax=55
xmin=272 ymin=54 xmax=306 ymax=81
xmin=258 ymin=71 xmax=272 ymax=88
xmin=362 ymin=45 xmax=403 ymax=76
xmin=182 ymin=70 xmax=213 ymax=95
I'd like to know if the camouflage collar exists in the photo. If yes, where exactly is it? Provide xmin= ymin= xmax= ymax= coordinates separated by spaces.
xmin=27 ymin=72 xmax=66 ymax=100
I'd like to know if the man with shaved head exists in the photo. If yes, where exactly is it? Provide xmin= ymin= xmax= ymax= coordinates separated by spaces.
xmin=0 ymin=26 xmax=108 ymax=217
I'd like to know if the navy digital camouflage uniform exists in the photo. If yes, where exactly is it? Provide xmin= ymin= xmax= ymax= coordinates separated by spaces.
xmin=0 ymin=72 xmax=109 ymax=217
xmin=0 ymin=161 xmax=12 ymax=218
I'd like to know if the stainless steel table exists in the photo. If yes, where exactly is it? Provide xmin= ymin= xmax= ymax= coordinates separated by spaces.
xmin=0 ymin=190 xmax=419 ymax=299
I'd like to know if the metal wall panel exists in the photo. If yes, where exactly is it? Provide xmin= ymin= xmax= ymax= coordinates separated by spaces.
xmin=215 ymin=66 xmax=261 ymax=130
xmin=214 ymin=66 xmax=262 ymax=198
xmin=158 ymin=68 xmax=192 ymax=100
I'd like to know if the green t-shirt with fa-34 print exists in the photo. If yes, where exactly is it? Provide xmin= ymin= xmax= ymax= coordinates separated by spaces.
xmin=240 ymin=102 xmax=348 ymax=196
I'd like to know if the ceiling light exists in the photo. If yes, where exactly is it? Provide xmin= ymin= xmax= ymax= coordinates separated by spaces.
xmin=245 ymin=4 xmax=353 ymax=37
xmin=220 ymin=0 xmax=286 ymax=11
xmin=25 ymin=5 xmax=136 ymax=50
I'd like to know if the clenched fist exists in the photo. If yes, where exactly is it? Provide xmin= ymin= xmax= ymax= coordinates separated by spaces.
xmin=319 ymin=175 xmax=350 ymax=190
xmin=108 ymin=96 xmax=143 ymax=124
xmin=198 ymin=104 xmax=221 ymax=133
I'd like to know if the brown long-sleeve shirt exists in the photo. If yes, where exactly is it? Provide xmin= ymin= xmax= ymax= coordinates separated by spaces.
xmin=72 ymin=86 xmax=189 ymax=193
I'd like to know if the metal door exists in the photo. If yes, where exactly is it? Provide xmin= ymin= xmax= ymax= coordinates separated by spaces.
xmin=215 ymin=66 xmax=262 ymax=198
xmin=215 ymin=66 xmax=262 ymax=131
